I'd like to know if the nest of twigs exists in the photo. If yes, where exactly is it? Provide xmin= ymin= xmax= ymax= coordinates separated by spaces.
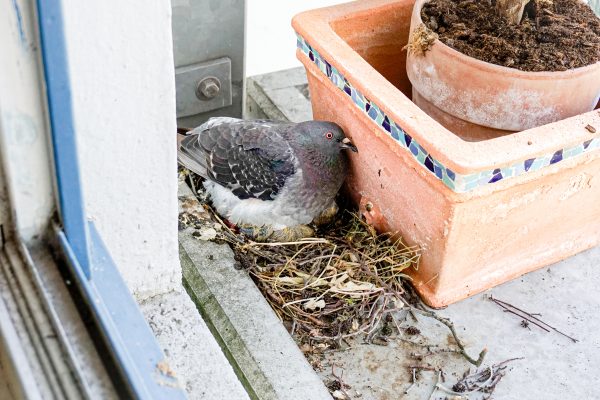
xmin=233 ymin=211 xmax=421 ymax=344
xmin=182 ymin=169 xmax=487 ymax=367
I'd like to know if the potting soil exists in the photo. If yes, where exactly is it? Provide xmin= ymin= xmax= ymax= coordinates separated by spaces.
xmin=421 ymin=0 xmax=600 ymax=71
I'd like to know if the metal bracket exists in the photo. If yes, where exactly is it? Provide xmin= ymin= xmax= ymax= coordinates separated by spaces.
xmin=175 ymin=57 xmax=232 ymax=118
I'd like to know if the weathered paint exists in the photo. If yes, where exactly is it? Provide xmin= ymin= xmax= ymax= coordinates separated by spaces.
xmin=0 ymin=0 xmax=55 ymax=242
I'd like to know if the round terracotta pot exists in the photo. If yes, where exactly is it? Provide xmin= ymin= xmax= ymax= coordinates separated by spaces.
xmin=406 ymin=0 xmax=600 ymax=138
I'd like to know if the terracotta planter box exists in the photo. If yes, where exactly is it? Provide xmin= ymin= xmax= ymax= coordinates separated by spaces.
xmin=292 ymin=0 xmax=600 ymax=307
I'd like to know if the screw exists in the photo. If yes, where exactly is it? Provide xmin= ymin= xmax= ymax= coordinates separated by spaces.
xmin=196 ymin=77 xmax=221 ymax=100
xmin=365 ymin=202 xmax=374 ymax=212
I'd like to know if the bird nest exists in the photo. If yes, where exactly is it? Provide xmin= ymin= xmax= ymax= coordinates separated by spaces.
xmin=233 ymin=211 xmax=421 ymax=344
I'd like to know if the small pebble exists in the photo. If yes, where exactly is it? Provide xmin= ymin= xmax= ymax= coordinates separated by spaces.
xmin=197 ymin=227 xmax=217 ymax=241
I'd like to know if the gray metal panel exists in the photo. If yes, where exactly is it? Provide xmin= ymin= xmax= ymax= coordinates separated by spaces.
xmin=172 ymin=0 xmax=245 ymax=127
xmin=176 ymin=57 xmax=232 ymax=117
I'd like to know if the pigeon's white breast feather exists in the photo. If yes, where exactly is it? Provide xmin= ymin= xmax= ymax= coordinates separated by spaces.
xmin=203 ymin=169 xmax=314 ymax=230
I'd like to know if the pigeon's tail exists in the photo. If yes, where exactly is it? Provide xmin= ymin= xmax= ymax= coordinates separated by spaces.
xmin=177 ymin=117 xmax=242 ymax=178
xmin=177 ymin=133 xmax=209 ymax=178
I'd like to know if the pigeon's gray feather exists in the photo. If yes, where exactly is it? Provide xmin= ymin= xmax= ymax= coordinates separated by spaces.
xmin=179 ymin=118 xmax=296 ymax=201
xmin=177 ymin=117 xmax=354 ymax=229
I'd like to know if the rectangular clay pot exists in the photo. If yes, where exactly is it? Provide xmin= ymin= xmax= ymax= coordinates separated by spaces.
xmin=292 ymin=0 xmax=600 ymax=307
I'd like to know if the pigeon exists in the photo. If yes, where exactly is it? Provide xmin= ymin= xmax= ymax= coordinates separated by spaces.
xmin=177 ymin=117 xmax=357 ymax=241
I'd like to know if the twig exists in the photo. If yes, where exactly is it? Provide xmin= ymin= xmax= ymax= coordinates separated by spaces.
xmin=189 ymin=174 xmax=197 ymax=196
xmin=490 ymin=296 xmax=578 ymax=343
xmin=290 ymin=319 xmax=297 ymax=336
xmin=407 ymin=364 xmax=438 ymax=372
xmin=437 ymin=366 xmax=494 ymax=395
xmin=428 ymin=371 xmax=440 ymax=400
xmin=412 ymin=347 xmax=462 ymax=358
xmin=409 ymin=305 xmax=487 ymax=367
xmin=398 ymin=337 xmax=435 ymax=348
xmin=502 ymin=309 xmax=550 ymax=332
xmin=331 ymin=364 xmax=350 ymax=399
xmin=443 ymin=358 xmax=523 ymax=396
xmin=408 ymin=310 xmax=419 ymax=322
xmin=249 ymin=238 xmax=329 ymax=247
xmin=404 ymin=367 xmax=417 ymax=394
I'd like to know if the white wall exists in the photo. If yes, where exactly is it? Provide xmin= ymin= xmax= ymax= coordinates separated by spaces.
xmin=0 ymin=0 xmax=55 ymax=243
xmin=62 ymin=0 xmax=180 ymax=299
xmin=246 ymin=0 xmax=347 ymax=76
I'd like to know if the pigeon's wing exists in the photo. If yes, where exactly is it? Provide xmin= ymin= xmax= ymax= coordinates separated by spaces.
xmin=178 ymin=117 xmax=244 ymax=176
xmin=179 ymin=119 xmax=297 ymax=201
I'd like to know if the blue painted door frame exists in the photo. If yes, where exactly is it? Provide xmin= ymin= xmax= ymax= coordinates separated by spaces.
xmin=35 ymin=1 xmax=187 ymax=398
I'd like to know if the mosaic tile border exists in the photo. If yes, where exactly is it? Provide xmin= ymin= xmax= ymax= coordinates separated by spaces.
xmin=296 ymin=34 xmax=600 ymax=193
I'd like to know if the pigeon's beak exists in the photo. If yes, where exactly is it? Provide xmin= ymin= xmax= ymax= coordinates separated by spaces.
xmin=340 ymin=137 xmax=358 ymax=153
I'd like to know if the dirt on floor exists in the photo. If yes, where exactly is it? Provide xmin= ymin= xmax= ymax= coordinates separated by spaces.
xmin=421 ymin=0 xmax=600 ymax=71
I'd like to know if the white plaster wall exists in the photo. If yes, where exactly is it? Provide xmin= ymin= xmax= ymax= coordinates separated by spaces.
xmin=61 ymin=0 xmax=180 ymax=299
xmin=246 ymin=0 xmax=347 ymax=76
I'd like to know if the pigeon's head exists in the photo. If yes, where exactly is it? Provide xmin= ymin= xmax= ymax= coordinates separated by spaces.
xmin=295 ymin=121 xmax=358 ymax=157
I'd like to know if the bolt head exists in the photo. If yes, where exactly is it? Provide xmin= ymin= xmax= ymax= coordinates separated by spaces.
xmin=196 ymin=77 xmax=221 ymax=100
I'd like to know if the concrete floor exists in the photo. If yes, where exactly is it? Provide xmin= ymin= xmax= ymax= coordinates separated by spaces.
xmin=317 ymin=245 xmax=600 ymax=399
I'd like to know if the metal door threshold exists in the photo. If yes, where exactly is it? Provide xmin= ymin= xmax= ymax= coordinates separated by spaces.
xmin=0 ymin=238 xmax=116 ymax=400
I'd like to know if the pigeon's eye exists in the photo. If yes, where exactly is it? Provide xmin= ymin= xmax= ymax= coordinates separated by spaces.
xmin=325 ymin=132 xmax=334 ymax=139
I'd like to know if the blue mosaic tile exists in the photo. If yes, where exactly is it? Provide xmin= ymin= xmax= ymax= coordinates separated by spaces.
xmin=367 ymin=107 xmax=378 ymax=121
xmin=532 ymin=156 xmax=549 ymax=171
xmin=501 ymin=166 xmax=515 ymax=179
xmin=524 ymin=158 xmax=535 ymax=171
xmin=464 ymin=173 xmax=481 ymax=184
xmin=296 ymin=33 xmax=600 ymax=193
xmin=325 ymin=62 xmax=332 ymax=77
xmin=489 ymin=173 xmax=503 ymax=183
xmin=446 ymin=168 xmax=456 ymax=181
xmin=433 ymin=164 xmax=443 ymax=179
xmin=442 ymin=174 xmax=454 ymax=189
xmin=464 ymin=179 xmax=480 ymax=191
xmin=550 ymin=150 xmax=563 ymax=164
xmin=409 ymin=142 xmax=419 ymax=156
xmin=424 ymin=156 xmax=435 ymax=173
xmin=478 ymin=175 xmax=492 ymax=186
xmin=382 ymin=116 xmax=391 ymax=133
xmin=354 ymin=91 xmax=365 ymax=104
xmin=391 ymin=124 xmax=401 ymax=140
